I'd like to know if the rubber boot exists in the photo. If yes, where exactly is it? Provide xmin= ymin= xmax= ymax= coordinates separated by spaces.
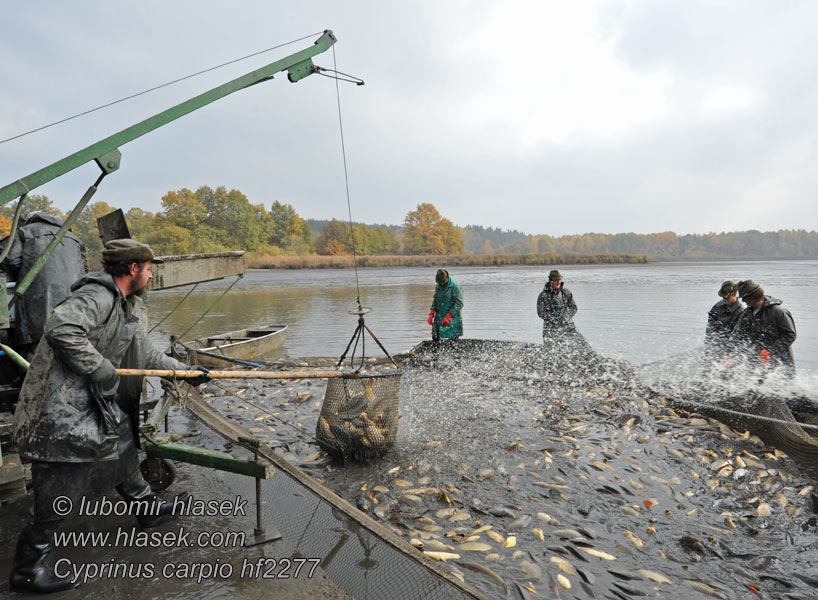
xmin=8 ymin=524 xmax=78 ymax=594
xmin=120 ymin=486 xmax=190 ymax=528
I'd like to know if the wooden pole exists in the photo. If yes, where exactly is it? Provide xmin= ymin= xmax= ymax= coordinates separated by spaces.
xmin=116 ymin=368 xmax=349 ymax=379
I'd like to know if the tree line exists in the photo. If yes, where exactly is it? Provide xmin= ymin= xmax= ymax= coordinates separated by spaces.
xmin=2 ymin=190 xmax=816 ymax=264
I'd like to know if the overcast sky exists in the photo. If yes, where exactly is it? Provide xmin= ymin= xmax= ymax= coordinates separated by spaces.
xmin=1 ymin=1 xmax=817 ymax=236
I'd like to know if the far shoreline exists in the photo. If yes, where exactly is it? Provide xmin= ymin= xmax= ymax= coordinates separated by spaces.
xmin=243 ymin=253 xmax=817 ymax=270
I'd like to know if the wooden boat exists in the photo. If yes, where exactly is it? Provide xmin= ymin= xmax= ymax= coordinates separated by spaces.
xmin=184 ymin=325 xmax=287 ymax=368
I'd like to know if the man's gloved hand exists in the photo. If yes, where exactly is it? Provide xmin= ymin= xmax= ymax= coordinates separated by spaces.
xmin=760 ymin=348 xmax=771 ymax=366
xmin=428 ymin=310 xmax=435 ymax=325
xmin=441 ymin=313 xmax=453 ymax=327
xmin=186 ymin=365 xmax=212 ymax=387
xmin=90 ymin=358 xmax=118 ymax=385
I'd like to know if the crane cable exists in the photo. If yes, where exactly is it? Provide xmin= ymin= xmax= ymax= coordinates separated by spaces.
xmin=0 ymin=32 xmax=324 ymax=145
xmin=331 ymin=45 xmax=362 ymax=307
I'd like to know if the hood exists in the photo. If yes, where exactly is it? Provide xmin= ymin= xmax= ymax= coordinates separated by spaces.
xmin=544 ymin=281 xmax=564 ymax=291
xmin=763 ymin=295 xmax=783 ymax=307
xmin=25 ymin=212 xmax=64 ymax=228
xmin=70 ymin=270 xmax=121 ymax=296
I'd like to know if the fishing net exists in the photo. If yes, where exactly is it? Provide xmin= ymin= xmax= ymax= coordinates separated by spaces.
xmin=316 ymin=373 xmax=401 ymax=461
xmin=640 ymin=351 xmax=818 ymax=480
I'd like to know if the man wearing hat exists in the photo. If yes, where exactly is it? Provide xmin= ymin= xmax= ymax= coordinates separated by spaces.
xmin=0 ymin=211 xmax=88 ymax=361
xmin=9 ymin=239 xmax=211 ymax=593
xmin=730 ymin=279 xmax=796 ymax=373
xmin=428 ymin=269 xmax=463 ymax=340
xmin=537 ymin=270 xmax=579 ymax=343
xmin=704 ymin=280 xmax=743 ymax=356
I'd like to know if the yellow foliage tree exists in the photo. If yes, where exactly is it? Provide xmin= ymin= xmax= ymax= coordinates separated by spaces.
xmin=403 ymin=203 xmax=463 ymax=255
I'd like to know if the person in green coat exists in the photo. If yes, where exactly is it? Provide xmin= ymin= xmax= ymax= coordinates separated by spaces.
xmin=428 ymin=269 xmax=463 ymax=340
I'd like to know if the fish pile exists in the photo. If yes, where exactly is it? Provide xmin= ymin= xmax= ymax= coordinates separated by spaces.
xmin=199 ymin=341 xmax=818 ymax=599
xmin=316 ymin=375 xmax=400 ymax=460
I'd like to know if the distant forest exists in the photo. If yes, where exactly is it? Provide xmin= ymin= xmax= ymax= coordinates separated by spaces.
xmin=454 ymin=225 xmax=818 ymax=259
xmin=307 ymin=220 xmax=818 ymax=260
xmin=1 ymin=192 xmax=815 ymax=264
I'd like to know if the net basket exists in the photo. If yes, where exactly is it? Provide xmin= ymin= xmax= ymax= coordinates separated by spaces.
xmin=316 ymin=372 xmax=401 ymax=461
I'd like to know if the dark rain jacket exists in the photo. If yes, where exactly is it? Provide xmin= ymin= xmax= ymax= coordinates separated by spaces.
xmin=731 ymin=295 xmax=796 ymax=369
xmin=704 ymin=299 xmax=743 ymax=350
xmin=13 ymin=271 xmax=186 ymax=463
xmin=430 ymin=276 xmax=463 ymax=339
xmin=537 ymin=282 xmax=578 ymax=334
xmin=0 ymin=213 xmax=88 ymax=347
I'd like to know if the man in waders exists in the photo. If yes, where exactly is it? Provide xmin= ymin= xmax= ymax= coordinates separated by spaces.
xmin=731 ymin=279 xmax=796 ymax=376
xmin=428 ymin=269 xmax=463 ymax=341
xmin=9 ymin=239 xmax=211 ymax=593
xmin=537 ymin=270 xmax=595 ymax=363
xmin=704 ymin=280 xmax=743 ymax=359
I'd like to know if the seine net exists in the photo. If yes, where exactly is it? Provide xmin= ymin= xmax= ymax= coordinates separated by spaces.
xmin=316 ymin=373 xmax=401 ymax=461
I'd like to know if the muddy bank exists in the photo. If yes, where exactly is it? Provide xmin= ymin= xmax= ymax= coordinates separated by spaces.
xmin=200 ymin=339 xmax=818 ymax=599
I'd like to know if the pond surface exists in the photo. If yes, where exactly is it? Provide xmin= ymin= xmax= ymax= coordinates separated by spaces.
xmin=145 ymin=261 xmax=818 ymax=599
xmin=147 ymin=260 xmax=818 ymax=374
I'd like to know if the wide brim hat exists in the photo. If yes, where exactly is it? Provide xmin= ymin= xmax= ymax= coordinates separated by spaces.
xmin=737 ymin=279 xmax=761 ymax=298
xmin=718 ymin=280 xmax=737 ymax=298
xmin=548 ymin=269 xmax=563 ymax=280
xmin=102 ymin=238 xmax=163 ymax=264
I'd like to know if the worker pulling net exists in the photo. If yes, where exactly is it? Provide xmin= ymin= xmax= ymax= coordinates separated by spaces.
xmin=317 ymin=372 xmax=401 ymax=461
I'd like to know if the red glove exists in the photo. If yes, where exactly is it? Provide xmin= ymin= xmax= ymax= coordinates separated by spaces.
xmin=760 ymin=349 xmax=771 ymax=366
xmin=441 ymin=313 xmax=453 ymax=327
xmin=428 ymin=310 xmax=435 ymax=325
xmin=721 ymin=355 xmax=733 ymax=369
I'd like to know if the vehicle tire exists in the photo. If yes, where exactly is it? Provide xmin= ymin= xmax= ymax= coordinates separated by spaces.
xmin=140 ymin=457 xmax=176 ymax=491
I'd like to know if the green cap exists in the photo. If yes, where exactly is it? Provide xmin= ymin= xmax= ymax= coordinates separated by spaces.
xmin=548 ymin=270 xmax=562 ymax=281
xmin=102 ymin=238 xmax=163 ymax=265
xmin=737 ymin=279 xmax=761 ymax=298
xmin=718 ymin=280 xmax=737 ymax=298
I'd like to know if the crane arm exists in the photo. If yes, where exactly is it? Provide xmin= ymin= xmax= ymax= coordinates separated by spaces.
xmin=0 ymin=30 xmax=337 ymax=205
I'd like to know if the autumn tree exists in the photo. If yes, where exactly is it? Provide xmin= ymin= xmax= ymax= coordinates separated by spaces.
xmin=266 ymin=200 xmax=314 ymax=254
xmin=123 ymin=208 xmax=155 ymax=241
xmin=74 ymin=201 xmax=116 ymax=263
xmin=0 ymin=194 xmax=63 ymax=222
xmin=403 ymin=203 xmax=463 ymax=255
xmin=199 ymin=186 xmax=265 ymax=252
xmin=316 ymin=219 xmax=352 ymax=255
xmin=159 ymin=188 xmax=206 ymax=230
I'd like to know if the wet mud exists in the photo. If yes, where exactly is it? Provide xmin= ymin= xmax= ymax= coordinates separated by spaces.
xmin=199 ymin=339 xmax=818 ymax=599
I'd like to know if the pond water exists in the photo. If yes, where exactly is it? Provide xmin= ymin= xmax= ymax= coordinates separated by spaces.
xmin=145 ymin=261 xmax=818 ymax=598
xmin=147 ymin=260 xmax=818 ymax=374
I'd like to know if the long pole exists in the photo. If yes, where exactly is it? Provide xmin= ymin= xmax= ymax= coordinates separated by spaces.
xmin=116 ymin=368 xmax=350 ymax=379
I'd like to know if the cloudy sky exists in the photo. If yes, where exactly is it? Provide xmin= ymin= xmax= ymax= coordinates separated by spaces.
xmin=1 ymin=1 xmax=817 ymax=236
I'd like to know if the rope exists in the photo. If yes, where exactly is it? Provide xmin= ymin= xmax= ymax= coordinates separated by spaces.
xmin=163 ymin=274 xmax=243 ymax=351
xmin=331 ymin=45 xmax=362 ymax=306
xmin=149 ymin=282 xmax=199 ymax=333
xmin=658 ymin=388 xmax=818 ymax=434
xmin=0 ymin=32 xmax=324 ymax=145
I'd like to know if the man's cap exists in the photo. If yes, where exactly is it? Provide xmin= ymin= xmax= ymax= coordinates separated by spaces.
xmin=718 ymin=280 xmax=737 ymax=298
xmin=548 ymin=269 xmax=563 ymax=280
xmin=737 ymin=279 xmax=761 ymax=298
xmin=102 ymin=238 xmax=163 ymax=265
xmin=435 ymin=269 xmax=448 ymax=285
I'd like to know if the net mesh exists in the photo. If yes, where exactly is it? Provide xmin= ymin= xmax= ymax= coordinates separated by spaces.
xmin=165 ymin=380 xmax=484 ymax=600
xmin=316 ymin=373 xmax=401 ymax=461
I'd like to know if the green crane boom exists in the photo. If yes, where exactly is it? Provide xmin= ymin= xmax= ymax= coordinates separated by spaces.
xmin=0 ymin=30 xmax=336 ymax=205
